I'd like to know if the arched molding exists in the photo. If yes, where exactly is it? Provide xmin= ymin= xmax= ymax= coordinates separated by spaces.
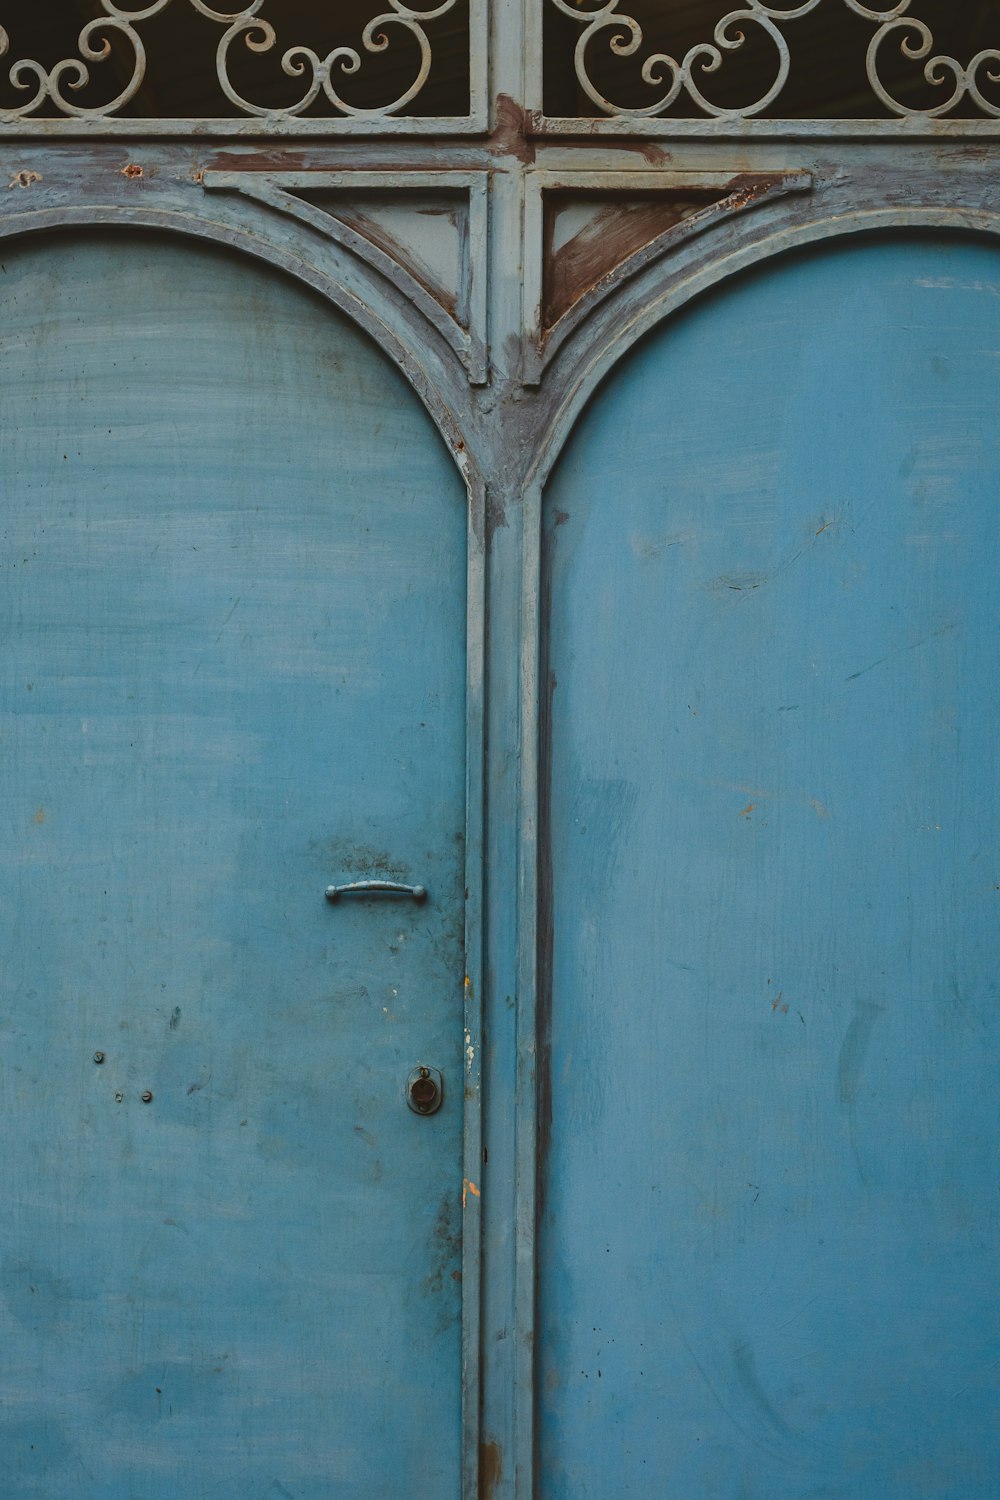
xmin=0 ymin=198 xmax=483 ymax=502
xmin=202 ymin=171 xmax=490 ymax=386
xmin=522 ymin=168 xmax=813 ymax=385
xmin=528 ymin=203 xmax=1000 ymax=494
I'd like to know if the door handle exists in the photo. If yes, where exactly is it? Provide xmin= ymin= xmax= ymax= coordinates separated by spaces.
xmin=325 ymin=880 xmax=428 ymax=904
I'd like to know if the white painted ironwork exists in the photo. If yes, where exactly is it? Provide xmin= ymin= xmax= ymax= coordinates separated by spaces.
xmin=549 ymin=0 xmax=1000 ymax=120
xmin=0 ymin=0 xmax=464 ymax=121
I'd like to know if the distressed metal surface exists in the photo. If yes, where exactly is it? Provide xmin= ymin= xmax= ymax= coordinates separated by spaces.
xmin=537 ymin=233 xmax=1000 ymax=1497
xmin=0 ymin=229 xmax=472 ymax=1496
xmin=1 ymin=10 xmax=1000 ymax=1493
xmin=522 ymin=167 xmax=812 ymax=381
xmin=514 ymin=150 xmax=1000 ymax=1500
xmin=202 ymin=168 xmax=489 ymax=383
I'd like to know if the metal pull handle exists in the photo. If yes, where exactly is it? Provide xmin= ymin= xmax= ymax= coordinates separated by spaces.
xmin=325 ymin=880 xmax=427 ymax=904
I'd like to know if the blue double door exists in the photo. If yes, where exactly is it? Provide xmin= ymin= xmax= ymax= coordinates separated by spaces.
xmin=0 ymin=234 xmax=468 ymax=1497
xmin=4 ymin=222 xmax=1000 ymax=1500
xmin=541 ymin=235 xmax=1000 ymax=1497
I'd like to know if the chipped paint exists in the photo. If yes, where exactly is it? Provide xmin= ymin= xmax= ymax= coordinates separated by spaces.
xmin=493 ymin=94 xmax=535 ymax=164
xmin=479 ymin=1439 xmax=503 ymax=1500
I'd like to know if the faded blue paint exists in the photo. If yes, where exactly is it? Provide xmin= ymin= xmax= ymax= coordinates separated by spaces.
xmin=540 ymin=236 xmax=1000 ymax=1498
xmin=0 ymin=233 xmax=468 ymax=1497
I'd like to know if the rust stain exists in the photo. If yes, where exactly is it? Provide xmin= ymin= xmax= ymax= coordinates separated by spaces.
xmin=418 ymin=203 xmax=460 ymax=229
xmin=493 ymin=94 xmax=536 ymax=164
xmin=122 ymin=163 xmax=143 ymax=179
xmin=771 ymin=992 xmax=789 ymax=1015
xmin=724 ymin=172 xmax=785 ymax=212
xmin=9 ymin=170 xmax=41 ymax=190
xmin=638 ymin=141 xmax=672 ymax=165
xmin=544 ymin=191 xmax=717 ymax=329
xmin=462 ymin=1179 xmax=481 ymax=1208
xmin=479 ymin=1439 xmax=503 ymax=1500
xmin=333 ymin=205 xmax=459 ymax=318
xmin=738 ymin=803 xmax=755 ymax=818
xmin=205 ymin=149 xmax=312 ymax=172
xmin=423 ymin=1192 xmax=460 ymax=1299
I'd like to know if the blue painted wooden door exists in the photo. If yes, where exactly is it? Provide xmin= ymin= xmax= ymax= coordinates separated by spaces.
xmin=0 ymin=234 xmax=468 ymax=1497
xmin=541 ymin=236 xmax=1000 ymax=1497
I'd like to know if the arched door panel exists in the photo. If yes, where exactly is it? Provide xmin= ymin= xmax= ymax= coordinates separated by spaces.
xmin=0 ymin=233 xmax=468 ymax=1498
xmin=541 ymin=236 xmax=1000 ymax=1498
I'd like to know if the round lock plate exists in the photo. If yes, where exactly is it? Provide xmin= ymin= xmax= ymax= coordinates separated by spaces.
xmin=407 ymin=1065 xmax=443 ymax=1115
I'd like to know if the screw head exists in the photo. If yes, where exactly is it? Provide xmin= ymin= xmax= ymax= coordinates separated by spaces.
xmin=93 ymin=1051 xmax=105 ymax=1065
xmin=140 ymin=1090 xmax=153 ymax=1103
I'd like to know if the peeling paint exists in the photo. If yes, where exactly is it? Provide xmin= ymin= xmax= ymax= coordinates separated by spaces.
xmin=479 ymin=1438 xmax=503 ymax=1500
xmin=493 ymin=94 xmax=535 ymax=164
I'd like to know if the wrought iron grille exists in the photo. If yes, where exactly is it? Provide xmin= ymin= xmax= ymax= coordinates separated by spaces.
xmin=543 ymin=0 xmax=1000 ymax=121
xmin=0 ymin=0 xmax=475 ymax=126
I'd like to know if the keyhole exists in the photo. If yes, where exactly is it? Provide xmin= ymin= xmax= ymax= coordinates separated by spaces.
xmin=407 ymin=1065 xmax=443 ymax=1115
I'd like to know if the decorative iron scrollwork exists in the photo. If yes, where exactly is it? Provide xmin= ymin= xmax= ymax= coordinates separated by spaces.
xmin=549 ymin=0 xmax=1000 ymax=120
xmin=0 ymin=6 xmax=149 ymax=121
xmin=0 ymin=0 xmax=464 ymax=121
